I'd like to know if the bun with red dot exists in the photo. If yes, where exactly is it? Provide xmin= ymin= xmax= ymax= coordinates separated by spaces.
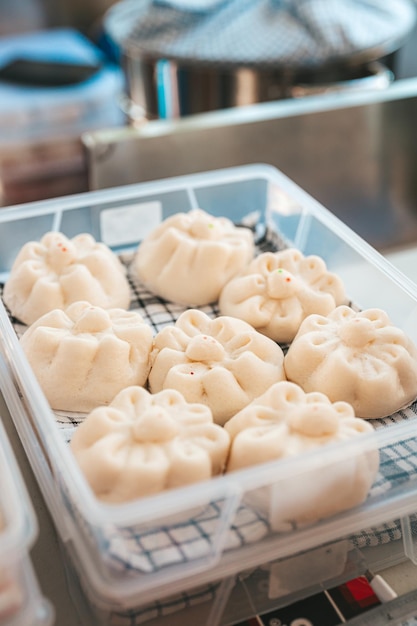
xmin=3 ymin=232 xmax=131 ymax=325
xmin=148 ymin=309 xmax=286 ymax=425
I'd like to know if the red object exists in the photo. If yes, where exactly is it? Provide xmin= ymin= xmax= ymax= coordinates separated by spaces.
xmin=345 ymin=576 xmax=380 ymax=604
xmin=327 ymin=575 xmax=381 ymax=619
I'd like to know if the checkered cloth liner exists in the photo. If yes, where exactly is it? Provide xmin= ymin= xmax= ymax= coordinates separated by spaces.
xmin=105 ymin=0 xmax=416 ymax=68
xmin=3 ymin=224 xmax=417 ymax=625
xmin=109 ymin=581 xmax=222 ymax=626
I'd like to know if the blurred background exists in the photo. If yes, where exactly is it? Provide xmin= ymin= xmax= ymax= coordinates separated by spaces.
xmin=0 ymin=0 xmax=119 ymax=36
xmin=1 ymin=0 xmax=417 ymax=252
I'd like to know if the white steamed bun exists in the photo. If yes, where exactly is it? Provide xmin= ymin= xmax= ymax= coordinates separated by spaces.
xmin=20 ymin=301 xmax=153 ymax=412
xmin=284 ymin=306 xmax=417 ymax=419
xmin=70 ymin=386 xmax=230 ymax=503
xmin=225 ymin=381 xmax=379 ymax=525
xmin=3 ymin=232 xmax=131 ymax=325
xmin=219 ymin=248 xmax=347 ymax=343
xmin=148 ymin=309 xmax=286 ymax=425
xmin=131 ymin=208 xmax=254 ymax=306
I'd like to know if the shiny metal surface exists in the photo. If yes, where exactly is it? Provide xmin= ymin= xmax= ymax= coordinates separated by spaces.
xmin=107 ymin=0 xmax=416 ymax=119
xmin=123 ymin=53 xmax=393 ymax=120
xmin=84 ymin=77 xmax=417 ymax=253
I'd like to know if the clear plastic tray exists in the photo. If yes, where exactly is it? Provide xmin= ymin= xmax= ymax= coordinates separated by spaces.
xmin=0 ymin=407 xmax=53 ymax=626
xmin=1 ymin=164 xmax=417 ymax=623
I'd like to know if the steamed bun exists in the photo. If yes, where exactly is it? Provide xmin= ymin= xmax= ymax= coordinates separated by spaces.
xmin=70 ymin=386 xmax=231 ymax=503
xmin=148 ymin=309 xmax=286 ymax=425
xmin=3 ymin=232 xmax=131 ymax=325
xmin=225 ymin=381 xmax=379 ymax=525
xmin=131 ymin=208 xmax=254 ymax=306
xmin=20 ymin=301 xmax=153 ymax=413
xmin=284 ymin=306 xmax=417 ymax=419
xmin=219 ymin=248 xmax=347 ymax=343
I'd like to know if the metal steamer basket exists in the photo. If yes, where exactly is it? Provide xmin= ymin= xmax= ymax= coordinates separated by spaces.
xmin=104 ymin=0 xmax=416 ymax=120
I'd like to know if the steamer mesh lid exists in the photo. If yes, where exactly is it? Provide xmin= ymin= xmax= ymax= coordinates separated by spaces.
xmin=105 ymin=0 xmax=417 ymax=69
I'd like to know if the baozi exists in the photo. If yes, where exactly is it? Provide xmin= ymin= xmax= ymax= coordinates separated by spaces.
xmin=3 ymin=232 xmax=131 ymax=325
xmin=70 ymin=386 xmax=230 ymax=503
xmin=284 ymin=306 xmax=417 ymax=418
xmin=20 ymin=301 xmax=153 ymax=413
xmin=219 ymin=248 xmax=347 ymax=343
xmin=131 ymin=208 xmax=254 ymax=306
xmin=225 ymin=381 xmax=379 ymax=525
xmin=148 ymin=309 xmax=286 ymax=425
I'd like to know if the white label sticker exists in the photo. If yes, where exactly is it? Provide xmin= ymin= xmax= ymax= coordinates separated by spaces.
xmin=267 ymin=540 xmax=348 ymax=599
xmin=100 ymin=201 xmax=162 ymax=247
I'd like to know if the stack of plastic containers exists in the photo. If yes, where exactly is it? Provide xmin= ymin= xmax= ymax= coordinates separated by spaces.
xmin=1 ymin=164 xmax=417 ymax=624
xmin=0 ymin=381 xmax=53 ymax=626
